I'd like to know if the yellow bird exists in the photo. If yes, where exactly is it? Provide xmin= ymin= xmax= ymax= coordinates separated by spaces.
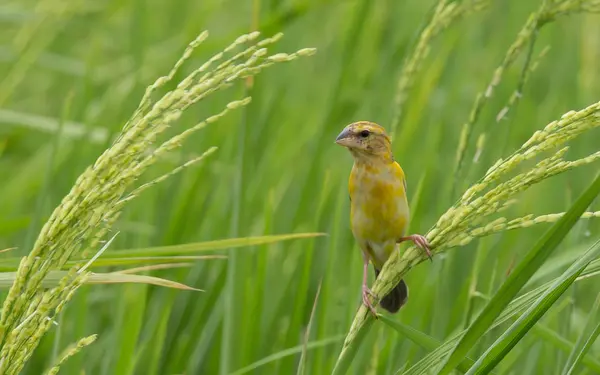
xmin=335 ymin=121 xmax=431 ymax=314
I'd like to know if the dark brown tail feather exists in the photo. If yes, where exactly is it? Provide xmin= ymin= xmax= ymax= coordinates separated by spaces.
xmin=374 ymin=267 xmax=408 ymax=313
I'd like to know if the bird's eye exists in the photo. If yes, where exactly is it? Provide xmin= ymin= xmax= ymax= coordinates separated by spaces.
xmin=359 ymin=130 xmax=370 ymax=138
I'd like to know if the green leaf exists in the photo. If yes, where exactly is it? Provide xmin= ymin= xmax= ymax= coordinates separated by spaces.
xmin=0 ymin=233 xmax=322 ymax=271
xmin=108 ymin=232 xmax=326 ymax=257
xmin=0 ymin=255 xmax=226 ymax=272
xmin=378 ymin=315 xmax=477 ymax=373
xmin=532 ymin=324 xmax=600 ymax=373
xmin=561 ymin=292 xmax=600 ymax=375
xmin=78 ymin=255 xmax=226 ymax=268
xmin=229 ymin=336 xmax=343 ymax=375
xmin=401 ymin=261 xmax=600 ymax=375
xmin=0 ymin=270 xmax=201 ymax=290
xmin=436 ymin=173 xmax=600 ymax=375
xmin=465 ymin=238 xmax=600 ymax=374
xmin=296 ymin=280 xmax=322 ymax=375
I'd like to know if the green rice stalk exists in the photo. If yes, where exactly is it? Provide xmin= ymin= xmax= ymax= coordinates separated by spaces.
xmin=390 ymin=0 xmax=488 ymax=137
xmin=333 ymin=98 xmax=600 ymax=375
xmin=453 ymin=0 xmax=600 ymax=184
xmin=495 ymin=46 xmax=550 ymax=124
xmin=0 ymin=30 xmax=315 ymax=375
xmin=0 ymin=0 xmax=84 ymax=106
xmin=43 ymin=335 xmax=98 ymax=375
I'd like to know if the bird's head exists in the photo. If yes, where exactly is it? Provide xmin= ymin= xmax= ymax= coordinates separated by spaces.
xmin=335 ymin=121 xmax=393 ymax=162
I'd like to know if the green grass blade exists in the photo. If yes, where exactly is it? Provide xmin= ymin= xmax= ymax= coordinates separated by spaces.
xmin=113 ymin=284 xmax=147 ymax=375
xmin=436 ymin=173 xmax=600 ymax=375
xmin=107 ymin=233 xmax=326 ymax=257
xmin=465 ymin=238 xmax=600 ymax=375
xmin=0 ymin=255 xmax=226 ymax=272
xmin=0 ymin=271 xmax=201 ymax=290
xmin=229 ymin=336 xmax=344 ymax=375
xmin=378 ymin=315 xmax=477 ymax=373
xmin=219 ymin=84 xmax=247 ymax=375
xmin=0 ymin=232 xmax=319 ymax=267
xmin=331 ymin=318 xmax=375 ymax=375
xmin=565 ymin=324 xmax=600 ymax=375
xmin=532 ymin=324 xmax=600 ymax=373
xmin=296 ymin=279 xmax=322 ymax=375
xmin=402 ymin=262 xmax=600 ymax=375
xmin=379 ymin=315 xmax=440 ymax=351
xmin=0 ymin=234 xmax=321 ymax=271
xmin=561 ymin=292 xmax=600 ymax=375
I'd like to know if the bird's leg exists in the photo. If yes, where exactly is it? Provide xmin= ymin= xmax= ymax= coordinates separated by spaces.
xmin=398 ymin=234 xmax=433 ymax=262
xmin=361 ymin=252 xmax=378 ymax=316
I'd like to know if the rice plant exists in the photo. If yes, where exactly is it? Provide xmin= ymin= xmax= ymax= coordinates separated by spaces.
xmin=0 ymin=27 xmax=315 ymax=374
xmin=1 ymin=0 xmax=599 ymax=374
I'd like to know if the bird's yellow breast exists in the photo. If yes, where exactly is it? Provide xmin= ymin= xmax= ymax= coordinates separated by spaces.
xmin=349 ymin=160 xmax=409 ymax=267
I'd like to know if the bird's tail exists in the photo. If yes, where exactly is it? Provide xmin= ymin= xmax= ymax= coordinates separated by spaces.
xmin=373 ymin=267 xmax=408 ymax=313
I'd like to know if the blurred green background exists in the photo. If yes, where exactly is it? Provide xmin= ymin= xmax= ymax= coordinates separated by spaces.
xmin=1 ymin=0 xmax=600 ymax=374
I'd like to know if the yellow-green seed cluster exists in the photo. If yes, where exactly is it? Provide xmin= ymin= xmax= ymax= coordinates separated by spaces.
xmin=342 ymin=97 xmax=600 ymax=360
xmin=0 ymin=31 xmax=315 ymax=374
xmin=43 ymin=334 xmax=97 ymax=375
xmin=454 ymin=0 xmax=600 ymax=177
xmin=433 ymin=115 xmax=600 ymax=252
xmin=495 ymin=46 xmax=549 ymax=123
xmin=338 ymin=1 xmax=600 ymax=360
xmin=450 ymin=211 xmax=600 ymax=248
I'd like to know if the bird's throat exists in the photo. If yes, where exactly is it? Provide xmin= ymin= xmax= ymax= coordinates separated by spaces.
xmin=350 ymin=148 xmax=395 ymax=166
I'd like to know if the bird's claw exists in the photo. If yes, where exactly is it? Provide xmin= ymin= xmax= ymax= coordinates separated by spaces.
xmin=413 ymin=234 xmax=433 ymax=262
xmin=399 ymin=234 xmax=433 ymax=262
xmin=362 ymin=285 xmax=378 ymax=317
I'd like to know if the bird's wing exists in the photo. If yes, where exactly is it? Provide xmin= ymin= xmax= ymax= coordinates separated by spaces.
xmin=392 ymin=161 xmax=407 ymax=195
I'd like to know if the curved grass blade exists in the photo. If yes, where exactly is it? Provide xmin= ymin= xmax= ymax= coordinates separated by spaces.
xmin=108 ymin=232 xmax=326 ymax=257
xmin=563 ymin=324 xmax=600 ymax=375
xmin=0 ymin=232 xmax=321 ymax=270
xmin=297 ymin=279 xmax=322 ymax=375
xmin=331 ymin=318 xmax=376 ymax=375
xmin=228 ymin=336 xmax=343 ymax=375
xmin=561 ymin=292 xmax=600 ymax=375
xmin=377 ymin=315 xmax=478 ymax=374
xmin=0 ymin=270 xmax=201 ymax=290
xmin=0 ymin=255 xmax=226 ymax=272
xmin=112 ymin=263 xmax=193 ymax=274
xmin=465 ymin=238 xmax=600 ymax=374
xmin=379 ymin=315 xmax=440 ymax=351
xmin=436 ymin=173 xmax=600 ymax=375
xmin=532 ymin=323 xmax=600 ymax=373
xmin=402 ymin=260 xmax=600 ymax=375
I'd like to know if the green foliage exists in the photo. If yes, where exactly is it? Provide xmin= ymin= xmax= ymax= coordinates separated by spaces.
xmin=1 ymin=0 xmax=600 ymax=374
xmin=437 ymin=174 xmax=600 ymax=374
xmin=465 ymin=237 xmax=600 ymax=374
xmin=333 ymin=0 xmax=600 ymax=372
xmin=379 ymin=315 xmax=478 ymax=372
xmin=561 ymin=292 xmax=600 ymax=375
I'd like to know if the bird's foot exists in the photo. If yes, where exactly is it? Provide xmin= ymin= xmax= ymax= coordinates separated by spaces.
xmin=399 ymin=234 xmax=433 ymax=262
xmin=362 ymin=285 xmax=378 ymax=317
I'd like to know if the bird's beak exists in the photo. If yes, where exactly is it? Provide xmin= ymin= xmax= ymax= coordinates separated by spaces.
xmin=335 ymin=128 xmax=352 ymax=146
